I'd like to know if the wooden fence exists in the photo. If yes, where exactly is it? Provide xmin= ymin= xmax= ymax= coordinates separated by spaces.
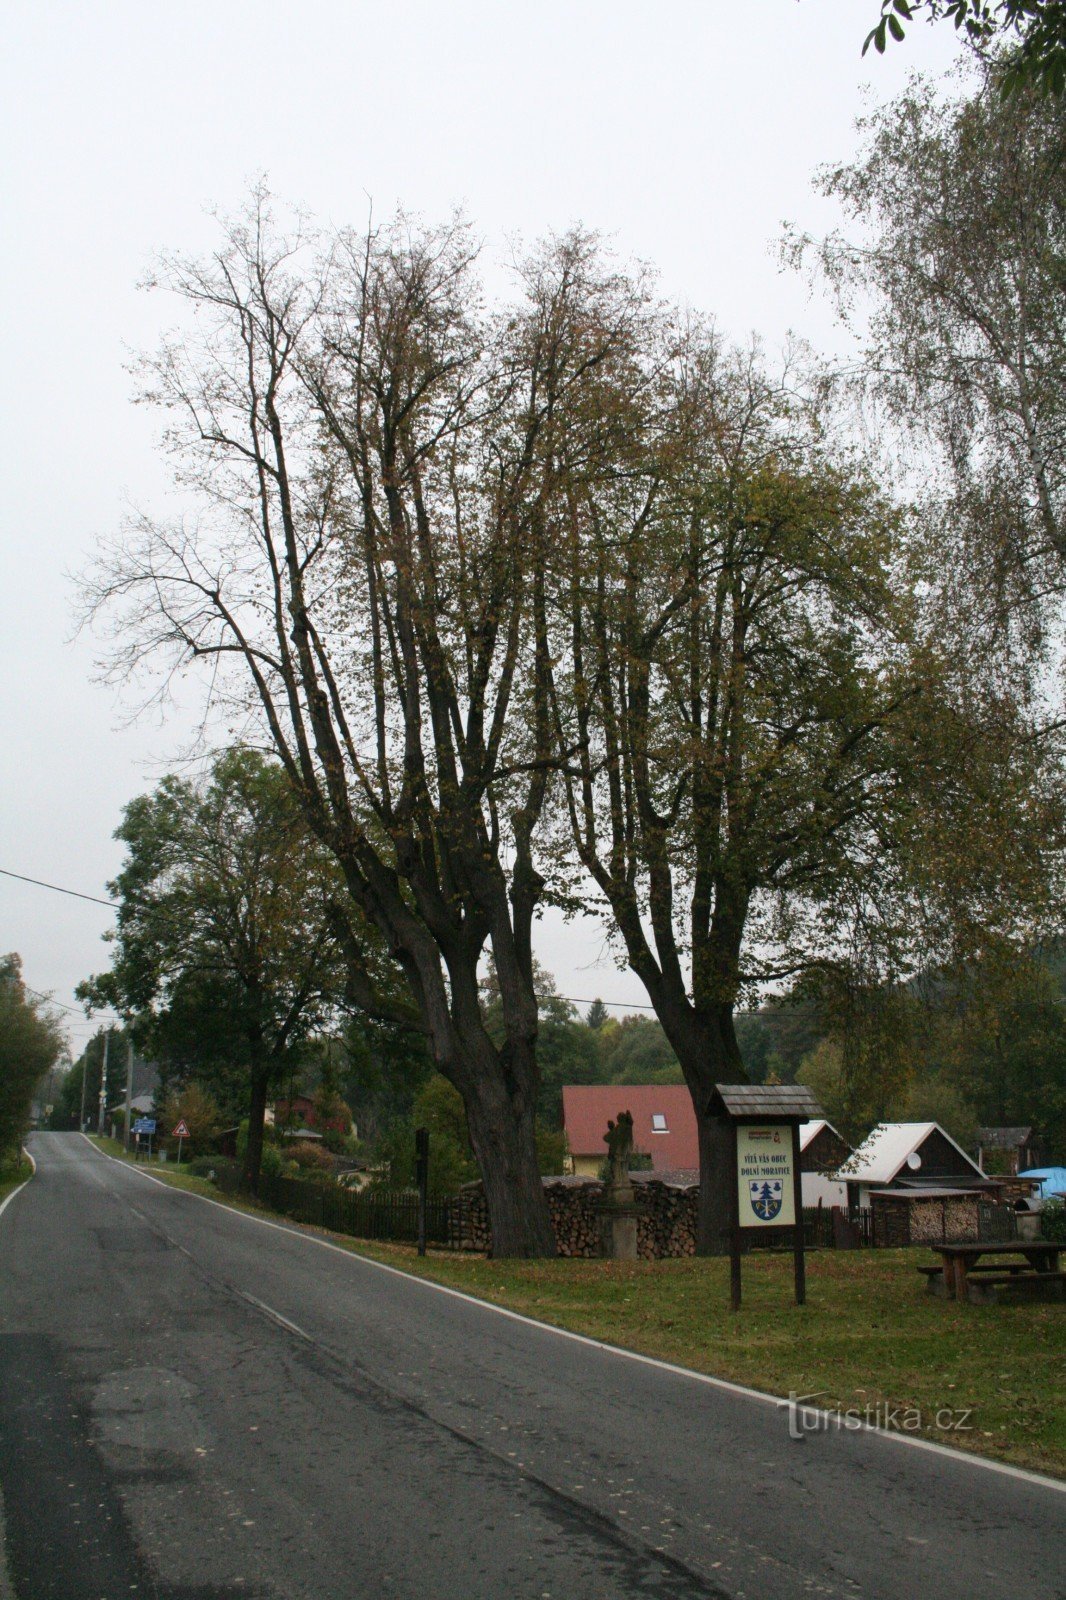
xmin=215 ymin=1167 xmax=453 ymax=1246
xmin=744 ymin=1205 xmax=874 ymax=1251
xmin=213 ymin=1168 xmax=1016 ymax=1256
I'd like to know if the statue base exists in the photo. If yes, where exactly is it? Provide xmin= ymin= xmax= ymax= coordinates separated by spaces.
xmin=598 ymin=1187 xmax=640 ymax=1260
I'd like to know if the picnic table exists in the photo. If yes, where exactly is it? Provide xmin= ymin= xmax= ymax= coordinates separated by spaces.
xmin=919 ymin=1240 xmax=1063 ymax=1304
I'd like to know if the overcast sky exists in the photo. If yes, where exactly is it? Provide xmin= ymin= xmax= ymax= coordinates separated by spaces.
xmin=0 ymin=2 xmax=963 ymax=1052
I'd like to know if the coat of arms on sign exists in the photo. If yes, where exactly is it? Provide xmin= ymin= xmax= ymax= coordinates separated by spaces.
xmin=749 ymin=1179 xmax=783 ymax=1221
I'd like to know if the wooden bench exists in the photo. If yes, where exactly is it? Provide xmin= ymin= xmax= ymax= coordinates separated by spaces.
xmin=922 ymin=1240 xmax=1061 ymax=1301
xmin=918 ymin=1262 xmax=1028 ymax=1277
xmin=965 ymin=1270 xmax=1066 ymax=1305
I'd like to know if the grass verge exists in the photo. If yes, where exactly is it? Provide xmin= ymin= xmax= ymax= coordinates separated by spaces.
xmin=0 ymin=1153 xmax=33 ymax=1207
xmin=334 ymin=1240 xmax=1065 ymax=1480
xmin=87 ymin=1136 xmax=1065 ymax=1480
xmin=87 ymin=1135 xmax=265 ymax=1210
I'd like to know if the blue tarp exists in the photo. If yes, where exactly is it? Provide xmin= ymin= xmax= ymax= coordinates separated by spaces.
xmin=1019 ymin=1167 xmax=1066 ymax=1199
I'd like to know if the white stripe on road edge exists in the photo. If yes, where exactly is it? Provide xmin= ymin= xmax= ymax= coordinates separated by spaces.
xmin=0 ymin=1148 xmax=37 ymax=1224
xmin=234 ymin=1289 xmax=313 ymax=1343
xmin=75 ymin=1133 xmax=1066 ymax=1496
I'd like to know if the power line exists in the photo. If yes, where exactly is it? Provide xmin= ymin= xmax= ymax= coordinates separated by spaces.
xmin=561 ymin=995 xmax=657 ymax=1012
xmin=1 ymin=866 xmax=663 ymax=1016
xmin=0 ymin=867 xmax=115 ymax=909
xmin=22 ymin=983 xmax=121 ymax=1023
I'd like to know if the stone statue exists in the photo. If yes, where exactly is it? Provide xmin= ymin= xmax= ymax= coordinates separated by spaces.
xmin=604 ymin=1110 xmax=634 ymax=1189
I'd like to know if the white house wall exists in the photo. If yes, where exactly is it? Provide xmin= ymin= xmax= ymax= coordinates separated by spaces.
xmin=802 ymin=1173 xmax=848 ymax=1209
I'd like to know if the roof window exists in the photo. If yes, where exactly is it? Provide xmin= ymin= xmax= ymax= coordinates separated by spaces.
xmin=651 ymin=1113 xmax=668 ymax=1132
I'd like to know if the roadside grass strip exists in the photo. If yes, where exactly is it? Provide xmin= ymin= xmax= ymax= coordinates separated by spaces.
xmin=83 ymin=1135 xmax=1065 ymax=1482
xmin=0 ymin=1149 xmax=36 ymax=1219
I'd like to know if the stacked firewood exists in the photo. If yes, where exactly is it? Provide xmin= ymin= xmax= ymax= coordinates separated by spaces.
xmin=546 ymin=1179 xmax=602 ymax=1257
xmin=635 ymin=1178 xmax=698 ymax=1258
xmin=450 ymin=1174 xmax=700 ymax=1258
xmin=449 ymin=1182 xmax=491 ymax=1252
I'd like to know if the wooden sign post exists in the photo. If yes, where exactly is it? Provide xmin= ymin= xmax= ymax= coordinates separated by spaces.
xmin=415 ymin=1127 xmax=429 ymax=1257
xmin=709 ymin=1084 xmax=825 ymax=1313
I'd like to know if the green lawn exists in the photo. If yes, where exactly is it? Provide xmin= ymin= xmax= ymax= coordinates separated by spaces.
xmin=86 ymin=1137 xmax=1065 ymax=1479
xmin=338 ymin=1243 xmax=1065 ymax=1479
xmin=0 ymin=1149 xmax=36 ymax=1206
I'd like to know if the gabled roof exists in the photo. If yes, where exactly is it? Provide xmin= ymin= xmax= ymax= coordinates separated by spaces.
xmin=977 ymin=1126 xmax=1033 ymax=1148
xmin=562 ymin=1085 xmax=697 ymax=1173
xmin=837 ymin=1123 xmax=984 ymax=1185
xmin=799 ymin=1118 xmax=848 ymax=1153
xmin=710 ymin=1083 xmax=823 ymax=1120
xmin=106 ymin=1091 xmax=155 ymax=1115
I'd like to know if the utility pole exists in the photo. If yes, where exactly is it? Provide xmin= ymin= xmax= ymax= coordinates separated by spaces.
xmin=124 ymin=1036 xmax=134 ymax=1152
xmin=96 ymin=1030 xmax=110 ymax=1136
xmin=78 ymin=1044 xmax=90 ymax=1133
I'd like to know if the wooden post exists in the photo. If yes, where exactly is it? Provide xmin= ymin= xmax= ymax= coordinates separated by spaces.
xmin=729 ymin=1119 xmax=742 ymax=1313
xmin=791 ymin=1121 xmax=806 ymax=1306
xmin=415 ymin=1127 xmax=429 ymax=1257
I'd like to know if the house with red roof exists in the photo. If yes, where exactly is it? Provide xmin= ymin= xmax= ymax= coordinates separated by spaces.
xmin=562 ymin=1085 xmax=698 ymax=1178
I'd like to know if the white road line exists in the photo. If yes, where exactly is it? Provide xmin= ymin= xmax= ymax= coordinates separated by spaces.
xmin=234 ymin=1289 xmax=313 ymax=1343
xmin=73 ymin=1133 xmax=1066 ymax=1496
xmin=0 ymin=1148 xmax=36 ymax=1224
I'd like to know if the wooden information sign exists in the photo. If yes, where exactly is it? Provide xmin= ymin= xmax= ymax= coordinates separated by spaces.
xmin=708 ymin=1084 xmax=825 ymax=1313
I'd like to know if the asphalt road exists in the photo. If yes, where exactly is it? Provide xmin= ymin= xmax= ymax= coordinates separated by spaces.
xmin=0 ymin=1135 xmax=1062 ymax=1600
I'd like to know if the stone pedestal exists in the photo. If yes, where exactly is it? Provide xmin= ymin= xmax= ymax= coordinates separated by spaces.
xmin=598 ymin=1180 xmax=639 ymax=1259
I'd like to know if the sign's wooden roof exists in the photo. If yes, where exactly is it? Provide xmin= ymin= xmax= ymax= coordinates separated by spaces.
xmin=710 ymin=1084 xmax=823 ymax=1120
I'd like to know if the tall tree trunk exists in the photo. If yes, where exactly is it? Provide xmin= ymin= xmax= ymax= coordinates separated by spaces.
xmin=659 ymin=998 xmax=747 ymax=1256
xmin=358 ymin=864 xmax=557 ymax=1260
xmin=695 ymin=1111 xmax=735 ymax=1257
xmin=463 ymin=1071 xmax=556 ymax=1258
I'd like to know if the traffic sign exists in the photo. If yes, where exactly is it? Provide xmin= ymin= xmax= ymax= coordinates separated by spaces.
xmin=172 ymin=1119 xmax=191 ymax=1139
xmin=133 ymin=1118 xmax=156 ymax=1135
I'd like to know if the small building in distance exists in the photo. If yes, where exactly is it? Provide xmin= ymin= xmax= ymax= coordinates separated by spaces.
xmin=272 ymin=1092 xmax=352 ymax=1137
xmin=838 ymin=1122 xmax=989 ymax=1211
xmin=835 ymin=1121 xmax=1029 ymax=1243
xmin=562 ymin=1085 xmax=697 ymax=1179
xmin=799 ymin=1119 xmax=852 ymax=1208
xmin=976 ymin=1126 xmax=1042 ymax=1175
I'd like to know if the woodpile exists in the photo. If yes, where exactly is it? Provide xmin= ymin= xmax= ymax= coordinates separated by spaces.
xmin=634 ymin=1177 xmax=698 ymax=1259
xmin=547 ymin=1179 xmax=602 ymax=1256
xmin=449 ymin=1174 xmax=699 ymax=1257
xmin=449 ymin=1183 xmax=491 ymax=1252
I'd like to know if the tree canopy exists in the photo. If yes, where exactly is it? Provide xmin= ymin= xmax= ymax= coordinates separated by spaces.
xmin=790 ymin=68 xmax=1066 ymax=613
xmin=79 ymin=748 xmax=355 ymax=1188
xmin=0 ymin=955 xmax=64 ymax=1160
xmin=85 ymin=184 xmax=1066 ymax=1251
xmin=863 ymin=2 xmax=1066 ymax=96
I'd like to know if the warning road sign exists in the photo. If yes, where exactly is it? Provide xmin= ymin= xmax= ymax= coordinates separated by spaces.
xmin=172 ymin=1119 xmax=191 ymax=1138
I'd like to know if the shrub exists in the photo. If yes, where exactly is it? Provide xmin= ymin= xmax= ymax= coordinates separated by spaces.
xmin=260 ymin=1143 xmax=284 ymax=1179
xmin=161 ymin=1083 xmax=221 ymax=1158
xmin=536 ymin=1125 xmax=568 ymax=1176
xmin=1041 ymin=1197 xmax=1066 ymax=1242
xmin=288 ymin=1140 xmax=334 ymax=1172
